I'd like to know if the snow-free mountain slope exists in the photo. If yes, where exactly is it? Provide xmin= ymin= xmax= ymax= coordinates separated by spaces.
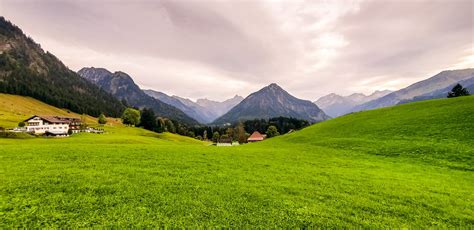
xmin=214 ymin=83 xmax=329 ymax=124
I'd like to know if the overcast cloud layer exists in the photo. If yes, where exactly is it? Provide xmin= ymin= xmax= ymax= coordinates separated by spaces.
xmin=0 ymin=0 xmax=472 ymax=101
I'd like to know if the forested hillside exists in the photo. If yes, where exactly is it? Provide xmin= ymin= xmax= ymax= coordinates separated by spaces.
xmin=0 ymin=17 xmax=124 ymax=117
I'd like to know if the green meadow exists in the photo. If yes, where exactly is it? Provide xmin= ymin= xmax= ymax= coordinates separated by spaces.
xmin=0 ymin=96 xmax=473 ymax=227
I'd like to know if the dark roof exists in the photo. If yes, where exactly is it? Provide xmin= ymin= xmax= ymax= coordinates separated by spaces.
xmin=25 ymin=115 xmax=81 ymax=123
xmin=218 ymin=137 xmax=233 ymax=143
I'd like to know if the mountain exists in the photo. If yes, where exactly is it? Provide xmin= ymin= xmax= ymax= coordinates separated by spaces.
xmin=194 ymin=95 xmax=243 ymax=122
xmin=145 ymin=92 xmax=243 ymax=124
xmin=144 ymin=90 xmax=242 ymax=124
xmin=78 ymin=67 xmax=199 ymax=125
xmin=315 ymin=90 xmax=392 ymax=117
xmin=352 ymin=69 xmax=474 ymax=112
xmin=0 ymin=17 xmax=124 ymax=117
xmin=213 ymin=83 xmax=329 ymax=124
xmin=195 ymin=95 xmax=244 ymax=118
xmin=399 ymin=76 xmax=474 ymax=104
xmin=143 ymin=90 xmax=214 ymax=124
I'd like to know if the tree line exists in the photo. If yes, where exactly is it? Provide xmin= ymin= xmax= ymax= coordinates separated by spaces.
xmin=120 ymin=107 xmax=311 ymax=143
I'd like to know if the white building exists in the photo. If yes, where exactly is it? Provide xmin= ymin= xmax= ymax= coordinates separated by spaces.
xmin=24 ymin=115 xmax=81 ymax=135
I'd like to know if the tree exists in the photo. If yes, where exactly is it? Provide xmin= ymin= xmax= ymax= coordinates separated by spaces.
xmin=164 ymin=119 xmax=176 ymax=133
xmin=212 ymin=131 xmax=220 ymax=143
xmin=235 ymin=122 xmax=247 ymax=143
xmin=98 ymin=113 xmax=107 ymax=125
xmin=226 ymin=127 xmax=235 ymax=141
xmin=18 ymin=121 xmax=25 ymax=127
xmin=266 ymin=125 xmax=280 ymax=138
xmin=121 ymin=108 xmax=140 ymax=126
xmin=187 ymin=131 xmax=195 ymax=138
xmin=447 ymin=83 xmax=470 ymax=98
xmin=203 ymin=130 xmax=208 ymax=140
xmin=139 ymin=108 xmax=156 ymax=131
xmin=155 ymin=117 xmax=165 ymax=133
xmin=80 ymin=114 xmax=88 ymax=130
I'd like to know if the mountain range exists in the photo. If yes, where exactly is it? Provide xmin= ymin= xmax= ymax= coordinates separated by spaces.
xmin=78 ymin=67 xmax=198 ymax=125
xmin=314 ymin=90 xmax=392 ymax=117
xmin=399 ymin=74 xmax=474 ymax=104
xmin=1 ymin=16 xmax=472 ymax=127
xmin=213 ymin=83 xmax=330 ymax=125
xmin=195 ymin=96 xmax=244 ymax=120
xmin=144 ymin=90 xmax=243 ymax=124
xmin=350 ymin=69 xmax=474 ymax=113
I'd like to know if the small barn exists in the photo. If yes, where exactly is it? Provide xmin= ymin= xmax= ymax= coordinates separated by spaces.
xmin=217 ymin=136 xmax=233 ymax=147
xmin=247 ymin=131 xmax=264 ymax=142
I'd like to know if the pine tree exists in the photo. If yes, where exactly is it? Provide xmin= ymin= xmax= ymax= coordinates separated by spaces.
xmin=139 ymin=108 xmax=157 ymax=131
xmin=447 ymin=83 xmax=470 ymax=98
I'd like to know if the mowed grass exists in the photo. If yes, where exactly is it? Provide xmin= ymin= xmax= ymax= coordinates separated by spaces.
xmin=0 ymin=96 xmax=473 ymax=227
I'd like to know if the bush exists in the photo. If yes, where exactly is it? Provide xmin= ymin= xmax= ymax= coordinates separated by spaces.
xmin=266 ymin=125 xmax=280 ymax=138
xmin=98 ymin=113 xmax=107 ymax=125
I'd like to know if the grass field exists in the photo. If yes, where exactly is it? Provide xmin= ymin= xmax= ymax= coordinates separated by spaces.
xmin=0 ymin=93 xmax=121 ymax=128
xmin=0 ymin=95 xmax=473 ymax=227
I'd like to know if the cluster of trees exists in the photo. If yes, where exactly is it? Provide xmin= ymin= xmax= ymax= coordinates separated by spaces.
xmin=119 ymin=107 xmax=311 ymax=143
xmin=121 ymin=107 xmax=192 ymax=134
xmin=447 ymin=84 xmax=470 ymax=98
xmin=242 ymin=117 xmax=310 ymax=135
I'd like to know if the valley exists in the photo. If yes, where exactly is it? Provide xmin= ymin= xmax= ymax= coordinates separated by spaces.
xmin=1 ymin=95 xmax=473 ymax=227
xmin=1 ymin=5 xmax=473 ymax=228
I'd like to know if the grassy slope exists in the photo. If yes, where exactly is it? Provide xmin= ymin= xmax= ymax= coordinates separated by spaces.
xmin=0 ymin=93 xmax=121 ymax=127
xmin=0 ymin=96 xmax=473 ymax=227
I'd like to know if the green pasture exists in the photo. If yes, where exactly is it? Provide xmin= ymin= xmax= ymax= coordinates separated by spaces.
xmin=1 ymin=96 xmax=473 ymax=227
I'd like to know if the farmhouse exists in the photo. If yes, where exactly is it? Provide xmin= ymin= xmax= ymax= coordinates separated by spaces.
xmin=24 ymin=115 xmax=82 ymax=135
xmin=247 ymin=131 xmax=265 ymax=142
xmin=217 ymin=136 xmax=233 ymax=147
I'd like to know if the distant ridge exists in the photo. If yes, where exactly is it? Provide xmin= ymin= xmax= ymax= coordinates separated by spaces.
xmin=145 ymin=89 xmax=244 ymax=124
xmin=213 ymin=83 xmax=329 ymax=124
xmin=314 ymin=90 xmax=392 ymax=117
xmin=399 ymin=75 xmax=474 ymax=104
xmin=144 ymin=89 xmax=214 ymax=124
xmin=351 ymin=69 xmax=474 ymax=112
xmin=78 ymin=67 xmax=199 ymax=125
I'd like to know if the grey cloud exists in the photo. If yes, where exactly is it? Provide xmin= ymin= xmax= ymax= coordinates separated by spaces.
xmin=293 ymin=0 xmax=473 ymax=99
xmin=1 ymin=0 xmax=292 ymax=78
xmin=0 ymin=0 xmax=472 ymax=100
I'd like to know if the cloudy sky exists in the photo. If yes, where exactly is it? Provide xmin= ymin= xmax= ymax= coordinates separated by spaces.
xmin=1 ymin=0 xmax=472 ymax=101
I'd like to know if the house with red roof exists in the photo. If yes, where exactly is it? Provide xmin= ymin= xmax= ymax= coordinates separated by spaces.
xmin=247 ymin=131 xmax=265 ymax=142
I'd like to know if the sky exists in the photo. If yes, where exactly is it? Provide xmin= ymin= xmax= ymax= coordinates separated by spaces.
xmin=0 ymin=0 xmax=473 ymax=101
